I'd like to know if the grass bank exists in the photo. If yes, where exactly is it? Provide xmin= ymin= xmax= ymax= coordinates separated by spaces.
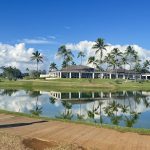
xmin=1 ymin=109 xmax=150 ymax=135
xmin=0 ymin=78 xmax=150 ymax=92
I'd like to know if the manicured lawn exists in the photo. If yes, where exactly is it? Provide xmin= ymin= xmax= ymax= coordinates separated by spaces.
xmin=0 ymin=78 xmax=150 ymax=91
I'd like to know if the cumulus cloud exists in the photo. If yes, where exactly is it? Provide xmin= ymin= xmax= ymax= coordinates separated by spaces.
xmin=66 ymin=40 xmax=150 ymax=66
xmin=0 ymin=43 xmax=44 ymax=72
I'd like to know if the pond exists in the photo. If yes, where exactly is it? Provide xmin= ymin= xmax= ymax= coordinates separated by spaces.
xmin=0 ymin=89 xmax=150 ymax=129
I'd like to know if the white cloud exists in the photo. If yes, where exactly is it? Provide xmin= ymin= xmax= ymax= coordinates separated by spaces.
xmin=22 ymin=38 xmax=56 ymax=44
xmin=0 ymin=43 xmax=44 ymax=72
xmin=66 ymin=41 xmax=150 ymax=67
xmin=48 ymin=36 xmax=56 ymax=40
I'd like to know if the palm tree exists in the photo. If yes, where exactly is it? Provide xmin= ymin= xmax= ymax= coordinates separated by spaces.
xmin=104 ymin=53 xmax=113 ymax=70
xmin=142 ymin=60 xmax=150 ymax=73
xmin=108 ymin=56 xmax=117 ymax=71
xmin=62 ymin=60 xmax=67 ymax=68
xmin=77 ymin=51 xmax=85 ymax=65
xmin=111 ymin=48 xmax=122 ymax=78
xmin=49 ymin=62 xmax=57 ymax=71
xmin=121 ymin=55 xmax=128 ymax=74
xmin=57 ymin=45 xmax=74 ymax=66
xmin=125 ymin=46 xmax=136 ymax=78
xmin=31 ymin=51 xmax=43 ymax=72
xmin=92 ymin=38 xmax=108 ymax=64
xmin=57 ymin=45 xmax=68 ymax=60
xmin=66 ymin=55 xmax=73 ymax=65
xmin=88 ymin=56 xmax=99 ymax=69
xmin=133 ymin=51 xmax=140 ymax=81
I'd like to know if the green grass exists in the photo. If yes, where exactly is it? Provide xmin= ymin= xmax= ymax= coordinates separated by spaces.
xmin=0 ymin=78 xmax=150 ymax=92
xmin=1 ymin=109 xmax=150 ymax=135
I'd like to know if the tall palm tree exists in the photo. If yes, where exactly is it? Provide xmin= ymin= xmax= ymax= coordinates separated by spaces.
xmin=49 ymin=62 xmax=57 ymax=71
xmin=66 ymin=55 xmax=73 ymax=65
xmin=121 ymin=55 xmax=128 ymax=73
xmin=125 ymin=46 xmax=136 ymax=74
xmin=77 ymin=51 xmax=85 ymax=65
xmin=108 ymin=56 xmax=117 ymax=70
xmin=104 ymin=53 xmax=113 ymax=70
xmin=57 ymin=45 xmax=68 ymax=60
xmin=133 ymin=51 xmax=140 ymax=81
xmin=92 ymin=38 xmax=108 ymax=64
xmin=57 ymin=45 xmax=74 ymax=66
xmin=31 ymin=51 xmax=43 ymax=72
xmin=111 ymin=48 xmax=122 ymax=78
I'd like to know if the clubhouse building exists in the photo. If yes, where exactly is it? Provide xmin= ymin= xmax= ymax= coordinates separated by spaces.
xmin=40 ymin=65 xmax=150 ymax=80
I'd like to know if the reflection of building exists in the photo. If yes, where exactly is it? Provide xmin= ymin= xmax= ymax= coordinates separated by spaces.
xmin=41 ymin=91 xmax=116 ymax=101
xmin=40 ymin=65 xmax=143 ymax=79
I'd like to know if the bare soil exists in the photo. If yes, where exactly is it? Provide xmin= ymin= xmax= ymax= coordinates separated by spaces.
xmin=0 ymin=114 xmax=150 ymax=150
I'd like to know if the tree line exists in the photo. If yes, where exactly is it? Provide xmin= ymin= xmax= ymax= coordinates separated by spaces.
xmin=50 ymin=38 xmax=150 ymax=76
xmin=0 ymin=37 xmax=150 ymax=80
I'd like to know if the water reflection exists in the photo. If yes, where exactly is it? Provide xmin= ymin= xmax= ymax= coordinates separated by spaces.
xmin=29 ymin=91 xmax=43 ymax=116
xmin=0 ymin=89 xmax=150 ymax=128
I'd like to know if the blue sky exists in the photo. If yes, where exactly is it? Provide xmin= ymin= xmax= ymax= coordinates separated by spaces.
xmin=0 ymin=0 xmax=150 ymax=70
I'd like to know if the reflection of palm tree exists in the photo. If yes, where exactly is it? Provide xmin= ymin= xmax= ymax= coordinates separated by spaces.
xmin=124 ymin=111 xmax=140 ymax=127
xmin=110 ymin=115 xmax=122 ymax=125
xmin=1 ymin=89 xmax=18 ymax=96
xmin=104 ymin=100 xmax=122 ymax=125
xmin=56 ymin=101 xmax=73 ymax=120
xmin=121 ymin=92 xmax=129 ymax=113
xmin=109 ymin=101 xmax=120 ymax=116
xmin=120 ymin=105 xmax=129 ymax=113
xmin=94 ymin=100 xmax=104 ymax=124
xmin=77 ymin=100 xmax=84 ymax=120
xmin=87 ymin=100 xmax=96 ymax=122
xmin=143 ymin=98 xmax=150 ymax=108
xmin=30 ymin=94 xmax=42 ymax=116
xmin=49 ymin=97 xmax=56 ymax=104
xmin=103 ymin=105 xmax=113 ymax=117
xmin=29 ymin=91 xmax=42 ymax=116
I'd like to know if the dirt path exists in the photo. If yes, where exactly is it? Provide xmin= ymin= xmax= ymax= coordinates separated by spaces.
xmin=0 ymin=114 xmax=150 ymax=150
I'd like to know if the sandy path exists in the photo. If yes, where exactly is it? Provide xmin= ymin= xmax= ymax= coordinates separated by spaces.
xmin=0 ymin=114 xmax=150 ymax=150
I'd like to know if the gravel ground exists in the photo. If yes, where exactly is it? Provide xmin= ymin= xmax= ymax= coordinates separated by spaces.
xmin=0 ymin=131 xmax=30 ymax=150
xmin=0 ymin=131 xmax=85 ymax=150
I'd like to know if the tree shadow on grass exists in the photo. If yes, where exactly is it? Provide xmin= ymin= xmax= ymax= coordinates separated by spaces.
xmin=0 ymin=120 xmax=48 ymax=129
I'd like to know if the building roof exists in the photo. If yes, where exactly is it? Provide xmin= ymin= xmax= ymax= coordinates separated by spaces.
xmin=107 ymin=68 xmax=135 ymax=74
xmin=61 ymin=65 xmax=95 ymax=72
